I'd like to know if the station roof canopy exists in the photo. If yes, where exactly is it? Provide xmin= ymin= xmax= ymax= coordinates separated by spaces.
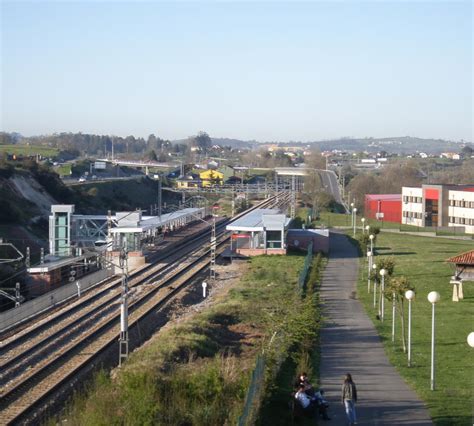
xmin=226 ymin=209 xmax=290 ymax=232
xmin=109 ymin=208 xmax=205 ymax=234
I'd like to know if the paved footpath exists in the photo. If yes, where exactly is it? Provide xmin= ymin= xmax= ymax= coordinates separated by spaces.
xmin=319 ymin=232 xmax=433 ymax=425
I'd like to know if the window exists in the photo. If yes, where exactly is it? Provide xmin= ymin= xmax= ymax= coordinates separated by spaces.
xmin=449 ymin=199 xmax=455 ymax=206
xmin=449 ymin=216 xmax=454 ymax=223
xmin=403 ymin=195 xmax=408 ymax=203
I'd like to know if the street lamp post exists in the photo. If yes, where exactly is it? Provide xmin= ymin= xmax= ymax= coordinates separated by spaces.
xmin=405 ymin=290 xmax=415 ymax=367
xmin=350 ymin=203 xmax=354 ymax=228
xmin=367 ymin=250 xmax=372 ymax=292
xmin=392 ymin=291 xmax=396 ymax=342
xmin=361 ymin=217 xmax=366 ymax=234
xmin=427 ymin=291 xmax=440 ymax=390
xmin=372 ymin=263 xmax=378 ymax=308
xmin=365 ymin=224 xmax=370 ymax=235
xmin=380 ymin=269 xmax=387 ymax=321
xmin=353 ymin=208 xmax=357 ymax=236
xmin=369 ymin=234 xmax=374 ymax=254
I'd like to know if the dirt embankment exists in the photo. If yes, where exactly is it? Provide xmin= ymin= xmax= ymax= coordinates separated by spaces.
xmin=9 ymin=175 xmax=57 ymax=217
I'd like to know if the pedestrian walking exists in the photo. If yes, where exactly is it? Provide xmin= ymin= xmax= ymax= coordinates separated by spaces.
xmin=341 ymin=373 xmax=357 ymax=425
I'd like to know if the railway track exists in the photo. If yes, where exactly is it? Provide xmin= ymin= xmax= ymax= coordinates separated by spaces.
xmin=0 ymin=194 xmax=289 ymax=424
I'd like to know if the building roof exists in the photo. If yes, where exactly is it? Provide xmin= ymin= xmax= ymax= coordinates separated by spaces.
xmin=446 ymin=250 xmax=474 ymax=265
xmin=110 ymin=208 xmax=205 ymax=233
xmin=226 ymin=208 xmax=290 ymax=232
xmin=365 ymin=194 xmax=402 ymax=201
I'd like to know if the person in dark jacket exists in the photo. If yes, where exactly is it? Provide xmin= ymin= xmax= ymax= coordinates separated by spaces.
xmin=294 ymin=372 xmax=331 ymax=420
xmin=341 ymin=373 xmax=357 ymax=425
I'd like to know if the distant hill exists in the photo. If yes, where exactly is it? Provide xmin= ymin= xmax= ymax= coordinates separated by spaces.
xmin=307 ymin=137 xmax=471 ymax=155
xmin=196 ymin=136 xmax=472 ymax=155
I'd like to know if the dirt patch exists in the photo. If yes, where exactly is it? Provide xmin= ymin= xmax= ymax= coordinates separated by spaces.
xmin=137 ymin=260 xmax=257 ymax=359
xmin=10 ymin=175 xmax=56 ymax=216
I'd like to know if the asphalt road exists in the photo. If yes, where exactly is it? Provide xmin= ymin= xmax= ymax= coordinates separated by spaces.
xmin=319 ymin=232 xmax=433 ymax=425
xmin=318 ymin=169 xmax=345 ymax=206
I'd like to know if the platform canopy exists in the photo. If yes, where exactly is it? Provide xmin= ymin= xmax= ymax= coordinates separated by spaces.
xmin=226 ymin=209 xmax=290 ymax=232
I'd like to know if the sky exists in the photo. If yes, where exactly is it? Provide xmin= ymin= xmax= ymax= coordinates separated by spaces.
xmin=1 ymin=1 xmax=472 ymax=142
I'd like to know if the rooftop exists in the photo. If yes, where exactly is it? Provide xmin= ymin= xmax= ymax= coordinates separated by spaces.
xmin=366 ymin=194 xmax=402 ymax=201
xmin=446 ymin=250 xmax=474 ymax=266
xmin=226 ymin=208 xmax=290 ymax=232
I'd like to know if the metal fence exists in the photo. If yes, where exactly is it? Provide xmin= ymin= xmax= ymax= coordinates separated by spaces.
xmin=238 ymin=354 xmax=266 ymax=426
xmin=298 ymin=242 xmax=314 ymax=293
xmin=0 ymin=268 xmax=112 ymax=333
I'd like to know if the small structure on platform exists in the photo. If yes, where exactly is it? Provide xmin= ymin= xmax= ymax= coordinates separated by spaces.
xmin=226 ymin=208 xmax=290 ymax=256
xmin=287 ymin=229 xmax=329 ymax=254
xmin=27 ymin=251 xmax=102 ymax=297
xmin=108 ymin=207 xmax=206 ymax=270
xmin=446 ymin=249 xmax=474 ymax=302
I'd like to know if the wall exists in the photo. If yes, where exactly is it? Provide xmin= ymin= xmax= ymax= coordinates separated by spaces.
xmin=0 ymin=268 xmax=112 ymax=333
xmin=365 ymin=198 xmax=401 ymax=223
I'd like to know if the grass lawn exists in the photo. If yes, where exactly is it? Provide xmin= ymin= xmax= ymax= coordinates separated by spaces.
xmin=0 ymin=144 xmax=58 ymax=157
xmin=55 ymin=163 xmax=72 ymax=176
xmin=356 ymin=232 xmax=473 ymax=425
xmin=316 ymin=213 xmax=473 ymax=238
xmin=315 ymin=211 xmax=352 ymax=227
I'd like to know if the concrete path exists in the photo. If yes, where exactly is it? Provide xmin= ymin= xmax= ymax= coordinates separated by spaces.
xmin=319 ymin=232 xmax=432 ymax=425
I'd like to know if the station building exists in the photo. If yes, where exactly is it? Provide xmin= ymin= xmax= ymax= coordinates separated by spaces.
xmin=226 ymin=209 xmax=290 ymax=256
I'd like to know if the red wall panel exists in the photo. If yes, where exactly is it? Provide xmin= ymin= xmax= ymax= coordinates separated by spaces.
xmin=365 ymin=197 xmax=401 ymax=223
xmin=425 ymin=188 xmax=439 ymax=200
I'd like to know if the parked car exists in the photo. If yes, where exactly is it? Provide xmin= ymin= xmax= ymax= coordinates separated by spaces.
xmin=78 ymin=177 xmax=86 ymax=182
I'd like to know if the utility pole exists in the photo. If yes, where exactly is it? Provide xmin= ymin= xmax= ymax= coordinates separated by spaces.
xmin=210 ymin=215 xmax=216 ymax=280
xmin=118 ymin=244 xmax=129 ymax=366
xmin=275 ymin=173 xmax=279 ymax=203
xmin=290 ymin=174 xmax=296 ymax=219
xmin=157 ymin=176 xmax=162 ymax=219
xmin=231 ymin=190 xmax=235 ymax=217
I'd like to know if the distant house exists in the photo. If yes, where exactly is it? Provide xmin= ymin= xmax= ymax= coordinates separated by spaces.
xmin=199 ymin=169 xmax=224 ymax=187
xmin=176 ymin=174 xmax=202 ymax=189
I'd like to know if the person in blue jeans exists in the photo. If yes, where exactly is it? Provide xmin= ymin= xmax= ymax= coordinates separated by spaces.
xmin=341 ymin=373 xmax=357 ymax=425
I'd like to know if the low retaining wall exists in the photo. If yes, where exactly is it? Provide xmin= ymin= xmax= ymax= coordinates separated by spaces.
xmin=0 ymin=268 xmax=112 ymax=333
